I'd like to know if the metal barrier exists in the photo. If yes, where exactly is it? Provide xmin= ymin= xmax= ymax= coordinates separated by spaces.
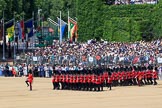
xmin=16 ymin=53 xmax=161 ymax=67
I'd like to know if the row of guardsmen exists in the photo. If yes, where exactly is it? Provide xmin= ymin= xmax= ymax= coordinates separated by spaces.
xmin=52 ymin=65 xmax=158 ymax=91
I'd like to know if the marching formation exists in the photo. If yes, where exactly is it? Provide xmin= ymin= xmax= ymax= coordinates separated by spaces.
xmin=52 ymin=65 xmax=158 ymax=92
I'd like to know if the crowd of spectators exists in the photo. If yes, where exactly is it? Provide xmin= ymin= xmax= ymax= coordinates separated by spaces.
xmin=31 ymin=39 xmax=162 ymax=67
xmin=0 ymin=39 xmax=162 ymax=78
xmin=107 ymin=0 xmax=158 ymax=5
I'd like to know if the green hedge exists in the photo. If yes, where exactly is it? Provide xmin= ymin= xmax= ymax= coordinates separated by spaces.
xmin=77 ymin=0 xmax=162 ymax=42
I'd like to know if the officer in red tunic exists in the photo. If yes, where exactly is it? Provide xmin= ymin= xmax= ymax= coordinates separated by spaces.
xmin=25 ymin=72 xmax=33 ymax=91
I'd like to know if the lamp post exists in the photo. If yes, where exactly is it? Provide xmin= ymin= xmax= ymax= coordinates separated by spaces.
xmin=15 ymin=22 xmax=19 ymax=54
xmin=38 ymin=9 xmax=42 ymax=44
xmin=2 ymin=11 xmax=5 ymax=60
xmin=13 ymin=32 xmax=16 ymax=64
xmin=14 ymin=22 xmax=19 ymax=64
xmin=38 ymin=9 xmax=42 ymax=31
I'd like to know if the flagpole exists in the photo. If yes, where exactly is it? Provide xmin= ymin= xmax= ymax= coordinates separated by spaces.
xmin=17 ymin=21 xmax=19 ymax=54
xmin=22 ymin=12 xmax=25 ymax=54
xmin=13 ymin=13 xmax=16 ymax=64
xmin=68 ymin=10 xmax=70 ymax=39
xmin=32 ymin=12 xmax=34 ymax=54
xmin=26 ymin=33 xmax=28 ymax=52
xmin=60 ymin=11 xmax=62 ymax=44
xmin=2 ymin=10 xmax=5 ymax=60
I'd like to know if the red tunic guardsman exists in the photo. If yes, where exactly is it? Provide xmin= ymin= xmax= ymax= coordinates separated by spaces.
xmin=55 ymin=74 xmax=60 ymax=89
xmin=60 ymin=74 xmax=63 ymax=83
xmin=76 ymin=74 xmax=79 ymax=84
xmin=70 ymin=74 xmax=73 ymax=84
xmin=73 ymin=75 xmax=76 ymax=84
xmin=82 ymin=73 xmax=86 ymax=90
xmin=96 ymin=75 xmax=101 ymax=85
xmin=136 ymin=71 xmax=142 ymax=86
xmin=103 ymin=71 xmax=108 ymax=80
xmin=95 ymin=74 xmax=102 ymax=91
xmin=133 ymin=71 xmax=138 ymax=85
xmin=52 ymin=74 xmax=56 ymax=90
xmin=85 ymin=74 xmax=89 ymax=84
xmin=69 ymin=74 xmax=73 ymax=89
xmin=152 ymin=69 xmax=158 ymax=85
xmin=85 ymin=74 xmax=89 ymax=90
xmin=55 ymin=74 xmax=60 ymax=83
xmin=119 ymin=72 xmax=123 ymax=86
xmin=107 ymin=75 xmax=112 ymax=90
xmin=25 ymin=73 xmax=33 ymax=91
xmin=146 ymin=69 xmax=153 ymax=84
xmin=65 ymin=74 xmax=69 ymax=84
xmin=146 ymin=70 xmax=151 ymax=79
xmin=80 ymin=74 xmax=83 ymax=84
xmin=79 ymin=74 xmax=84 ymax=90
xmin=91 ymin=73 xmax=96 ymax=91
xmin=62 ymin=74 xmax=65 ymax=83
xmin=101 ymin=74 xmax=105 ymax=85
xmin=59 ymin=74 xmax=64 ymax=90
xmin=88 ymin=73 xmax=92 ymax=90
xmin=143 ymin=70 xmax=147 ymax=84
xmin=83 ymin=74 xmax=86 ymax=84
xmin=115 ymin=72 xmax=119 ymax=86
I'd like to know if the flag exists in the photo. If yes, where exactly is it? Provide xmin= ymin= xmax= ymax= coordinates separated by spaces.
xmin=5 ymin=19 xmax=14 ymax=42
xmin=57 ymin=17 xmax=67 ymax=40
xmin=20 ymin=20 xmax=25 ymax=39
xmin=48 ymin=18 xmax=58 ymax=37
xmin=25 ymin=18 xmax=33 ymax=38
xmin=17 ymin=22 xmax=22 ymax=39
xmin=17 ymin=20 xmax=25 ymax=40
xmin=0 ymin=20 xmax=3 ymax=41
xmin=68 ymin=17 xmax=78 ymax=41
